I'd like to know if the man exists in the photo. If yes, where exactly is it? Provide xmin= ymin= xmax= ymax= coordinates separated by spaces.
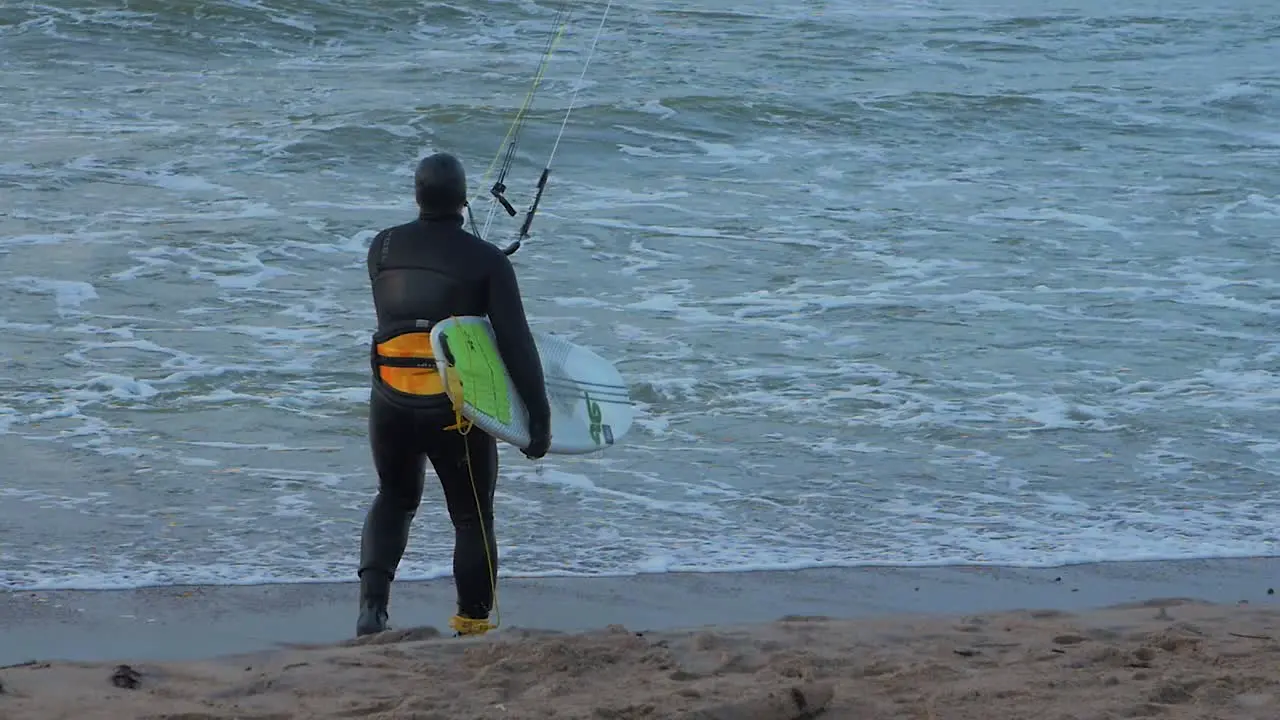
xmin=357 ymin=152 xmax=552 ymax=637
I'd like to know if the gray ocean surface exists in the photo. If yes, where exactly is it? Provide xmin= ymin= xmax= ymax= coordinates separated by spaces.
xmin=1 ymin=0 xmax=1278 ymax=591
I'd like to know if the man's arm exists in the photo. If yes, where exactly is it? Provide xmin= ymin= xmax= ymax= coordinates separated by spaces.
xmin=486 ymin=254 xmax=551 ymax=433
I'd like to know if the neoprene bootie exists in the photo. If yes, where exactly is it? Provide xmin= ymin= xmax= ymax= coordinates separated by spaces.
xmin=356 ymin=570 xmax=391 ymax=636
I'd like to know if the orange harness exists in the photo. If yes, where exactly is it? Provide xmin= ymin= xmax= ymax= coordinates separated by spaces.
xmin=369 ymin=321 xmax=445 ymax=398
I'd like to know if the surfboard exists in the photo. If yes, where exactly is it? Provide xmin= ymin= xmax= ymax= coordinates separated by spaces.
xmin=429 ymin=316 xmax=634 ymax=456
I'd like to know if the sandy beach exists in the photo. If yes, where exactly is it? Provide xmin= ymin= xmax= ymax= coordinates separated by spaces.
xmin=2 ymin=599 xmax=1278 ymax=720
xmin=2 ymin=560 xmax=1278 ymax=719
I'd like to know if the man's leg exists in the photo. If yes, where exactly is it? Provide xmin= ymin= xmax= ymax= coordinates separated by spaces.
xmin=357 ymin=390 xmax=427 ymax=635
xmin=424 ymin=424 xmax=499 ymax=634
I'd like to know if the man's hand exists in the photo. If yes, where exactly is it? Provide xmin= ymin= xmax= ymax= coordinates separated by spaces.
xmin=523 ymin=422 xmax=551 ymax=460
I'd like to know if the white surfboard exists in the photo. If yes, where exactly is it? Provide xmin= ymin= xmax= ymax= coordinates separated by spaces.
xmin=429 ymin=316 xmax=634 ymax=455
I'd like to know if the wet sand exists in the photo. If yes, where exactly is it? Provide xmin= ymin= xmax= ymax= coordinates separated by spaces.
xmin=3 ymin=558 xmax=1277 ymax=665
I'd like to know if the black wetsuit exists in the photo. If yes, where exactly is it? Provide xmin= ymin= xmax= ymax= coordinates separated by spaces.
xmin=359 ymin=211 xmax=550 ymax=621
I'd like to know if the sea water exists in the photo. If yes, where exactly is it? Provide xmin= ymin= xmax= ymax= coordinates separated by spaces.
xmin=1 ymin=0 xmax=1277 ymax=589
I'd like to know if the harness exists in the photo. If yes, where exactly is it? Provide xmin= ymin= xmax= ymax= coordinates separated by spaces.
xmin=370 ymin=320 xmax=444 ymax=397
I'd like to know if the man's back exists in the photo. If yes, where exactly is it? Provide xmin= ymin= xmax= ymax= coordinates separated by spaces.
xmin=368 ymin=215 xmax=498 ymax=328
xmin=365 ymin=213 xmax=551 ymax=430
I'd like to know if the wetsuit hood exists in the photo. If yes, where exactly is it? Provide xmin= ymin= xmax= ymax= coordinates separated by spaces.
xmin=414 ymin=152 xmax=468 ymax=216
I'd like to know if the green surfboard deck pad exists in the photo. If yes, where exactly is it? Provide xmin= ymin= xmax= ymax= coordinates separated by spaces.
xmin=439 ymin=321 xmax=512 ymax=425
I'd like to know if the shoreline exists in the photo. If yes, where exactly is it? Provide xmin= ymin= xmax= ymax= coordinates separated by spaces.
xmin=3 ymin=557 xmax=1277 ymax=666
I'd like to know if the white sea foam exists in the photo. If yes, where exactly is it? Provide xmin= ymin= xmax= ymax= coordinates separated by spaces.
xmin=1 ymin=0 xmax=1278 ymax=591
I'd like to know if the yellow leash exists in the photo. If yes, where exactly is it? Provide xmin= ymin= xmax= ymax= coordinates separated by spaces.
xmin=446 ymin=12 xmax=575 ymax=635
xmin=443 ymin=357 xmax=501 ymax=636
xmin=435 ymin=0 xmax=610 ymax=636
